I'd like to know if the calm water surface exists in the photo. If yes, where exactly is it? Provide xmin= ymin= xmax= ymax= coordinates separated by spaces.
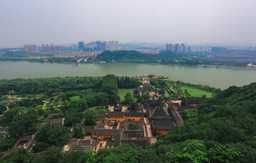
xmin=1 ymin=61 xmax=256 ymax=89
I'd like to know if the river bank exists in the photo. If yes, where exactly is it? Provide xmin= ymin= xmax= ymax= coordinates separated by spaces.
xmin=1 ymin=61 xmax=256 ymax=89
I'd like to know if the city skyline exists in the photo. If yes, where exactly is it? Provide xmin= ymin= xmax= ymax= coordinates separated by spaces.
xmin=1 ymin=0 xmax=256 ymax=48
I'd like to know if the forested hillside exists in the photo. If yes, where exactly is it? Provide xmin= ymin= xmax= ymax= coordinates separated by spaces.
xmin=159 ymin=83 xmax=256 ymax=162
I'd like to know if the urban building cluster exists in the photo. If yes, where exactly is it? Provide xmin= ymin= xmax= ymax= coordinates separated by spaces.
xmin=24 ymin=44 xmax=66 ymax=53
xmin=78 ymin=41 xmax=120 ymax=52
xmin=22 ymin=41 xmax=120 ymax=54
xmin=166 ymin=43 xmax=191 ymax=53
xmin=1 ymin=42 xmax=255 ymax=56
xmin=9 ymin=41 xmax=250 ymax=57
xmin=5 ymin=41 xmax=256 ymax=66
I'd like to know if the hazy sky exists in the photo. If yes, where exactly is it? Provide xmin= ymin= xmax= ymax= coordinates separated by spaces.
xmin=1 ymin=0 xmax=256 ymax=47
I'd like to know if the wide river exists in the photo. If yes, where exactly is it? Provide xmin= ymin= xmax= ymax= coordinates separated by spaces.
xmin=0 ymin=61 xmax=256 ymax=89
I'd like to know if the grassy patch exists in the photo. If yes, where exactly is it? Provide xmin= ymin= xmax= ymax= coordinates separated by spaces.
xmin=69 ymin=96 xmax=81 ymax=102
xmin=180 ymin=85 xmax=213 ymax=98
xmin=128 ymin=122 xmax=140 ymax=130
xmin=87 ymin=106 xmax=107 ymax=117
xmin=118 ymin=89 xmax=133 ymax=102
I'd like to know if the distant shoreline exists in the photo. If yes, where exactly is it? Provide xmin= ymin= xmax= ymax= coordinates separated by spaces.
xmin=0 ymin=57 xmax=255 ymax=70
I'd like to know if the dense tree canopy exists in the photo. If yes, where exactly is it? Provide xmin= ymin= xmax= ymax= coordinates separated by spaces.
xmin=34 ymin=124 xmax=70 ymax=152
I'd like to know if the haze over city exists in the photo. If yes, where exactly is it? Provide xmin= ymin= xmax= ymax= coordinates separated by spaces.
xmin=1 ymin=0 xmax=256 ymax=48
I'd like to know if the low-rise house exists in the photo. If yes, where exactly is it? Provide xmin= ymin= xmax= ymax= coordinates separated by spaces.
xmin=114 ymin=104 xmax=122 ymax=112
xmin=133 ymin=88 xmax=142 ymax=97
xmin=108 ymin=105 xmax=114 ymax=112
xmin=84 ymin=128 xmax=121 ymax=147
xmin=158 ymin=89 xmax=166 ymax=96
xmin=120 ymin=120 xmax=149 ymax=145
xmin=150 ymin=107 xmax=176 ymax=136
xmin=167 ymin=100 xmax=182 ymax=107
xmin=121 ymin=120 xmax=145 ymax=138
xmin=167 ymin=105 xmax=184 ymax=126
xmin=128 ymin=103 xmax=144 ymax=113
xmin=14 ymin=135 xmax=35 ymax=150
xmin=149 ymin=91 xmax=158 ymax=97
xmin=151 ymin=118 xmax=176 ymax=136
xmin=105 ymin=112 xmax=146 ymax=122
xmin=48 ymin=117 xmax=65 ymax=126
xmin=85 ymin=128 xmax=121 ymax=141
xmin=182 ymin=97 xmax=203 ymax=107
xmin=47 ymin=114 xmax=65 ymax=126
xmin=143 ymin=100 xmax=162 ymax=116
xmin=64 ymin=137 xmax=96 ymax=152
xmin=142 ymin=78 xmax=150 ymax=85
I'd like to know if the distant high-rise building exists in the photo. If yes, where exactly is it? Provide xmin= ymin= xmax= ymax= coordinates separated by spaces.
xmin=187 ymin=46 xmax=192 ymax=53
xmin=86 ymin=41 xmax=105 ymax=51
xmin=24 ymin=45 xmax=38 ymax=53
xmin=174 ymin=44 xmax=179 ymax=53
xmin=85 ymin=41 xmax=119 ymax=51
xmin=105 ymin=41 xmax=120 ymax=51
xmin=40 ymin=44 xmax=61 ymax=53
xmin=166 ymin=43 xmax=189 ymax=54
xmin=166 ymin=43 xmax=174 ymax=52
xmin=180 ymin=44 xmax=186 ymax=53
xmin=78 ymin=41 xmax=85 ymax=51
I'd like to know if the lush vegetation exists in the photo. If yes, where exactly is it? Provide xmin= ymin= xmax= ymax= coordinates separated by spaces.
xmin=159 ymin=83 xmax=256 ymax=162
xmin=96 ymin=50 xmax=254 ymax=66
xmin=97 ymin=50 xmax=211 ymax=66
xmin=118 ymin=89 xmax=133 ymax=102
xmin=2 ymin=76 xmax=255 ymax=163
xmin=179 ymin=85 xmax=213 ymax=98
xmin=0 ymin=75 xmax=138 ymax=154
xmin=127 ymin=121 xmax=140 ymax=130
xmin=0 ymin=50 xmax=213 ymax=65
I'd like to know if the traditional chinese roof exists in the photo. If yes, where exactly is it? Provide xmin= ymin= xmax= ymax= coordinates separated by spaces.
xmin=66 ymin=138 xmax=95 ymax=152
xmin=68 ymin=138 xmax=92 ymax=146
xmin=85 ymin=128 xmax=121 ymax=137
xmin=182 ymin=97 xmax=203 ymax=107
xmin=15 ymin=135 xmax=35 ymax=150
xmin=150 ymin=106 xmax=177 ymax=130
xmin=105 ymin=112 xmax=146 ymax=118
xmin=151 ymin=107 xmax=170 ymax=117
xmin=151 ymin=117 xmax=176 ymax=130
